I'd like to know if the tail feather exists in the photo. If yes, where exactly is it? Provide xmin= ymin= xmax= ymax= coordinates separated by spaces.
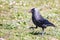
xmin=46 ymin=23 xmax=56 ymax=27
xmin=44 ymin=19 xmax=56 ymax=27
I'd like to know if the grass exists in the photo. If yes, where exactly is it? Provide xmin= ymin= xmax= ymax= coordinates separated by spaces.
xmin=0 ymin=0 xmax=60 ymax=40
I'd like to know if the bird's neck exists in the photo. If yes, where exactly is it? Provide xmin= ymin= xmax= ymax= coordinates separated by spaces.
xmin=32 ymin=12 xmax=43 ymax=20
xmin=32 ymin=12 xmax=40 ymax=17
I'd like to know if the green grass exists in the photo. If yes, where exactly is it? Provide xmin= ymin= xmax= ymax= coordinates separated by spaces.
xmin=0 ymin=0 xmax=60 ymax=40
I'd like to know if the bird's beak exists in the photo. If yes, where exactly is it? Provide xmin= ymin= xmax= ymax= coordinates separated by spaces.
xmin=28 ymin=10 xmax=31 ymax=13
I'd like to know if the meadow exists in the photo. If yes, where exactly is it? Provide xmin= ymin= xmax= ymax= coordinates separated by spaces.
xmin=0 ymin=0 xmax=60 ymax=40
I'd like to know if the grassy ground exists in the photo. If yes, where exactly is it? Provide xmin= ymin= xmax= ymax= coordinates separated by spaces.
xmin=0 ymin=0 xmax=60 ymax=40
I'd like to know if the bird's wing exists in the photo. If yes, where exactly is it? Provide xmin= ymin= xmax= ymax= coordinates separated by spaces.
xmin=37 ymin=18 xmax=45 ymax=24
xmin=43 ymin=19 xmax=55 ymax=27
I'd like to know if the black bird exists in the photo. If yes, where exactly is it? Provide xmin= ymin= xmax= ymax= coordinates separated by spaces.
xmin=29 ymin=8 xmax=55 ymax=35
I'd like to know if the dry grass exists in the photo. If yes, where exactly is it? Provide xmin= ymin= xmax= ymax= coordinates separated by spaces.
xmin=0 ymin=0 xmax=60 ymax=40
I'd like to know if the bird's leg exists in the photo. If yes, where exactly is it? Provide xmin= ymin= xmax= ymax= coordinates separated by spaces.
xmin=41 ymin=28 xmax=45 ymax=36
xmin=32 ymin=26 xmax=38 ymax=30
xmin=35 ymin=25 xmax=38 ymax=28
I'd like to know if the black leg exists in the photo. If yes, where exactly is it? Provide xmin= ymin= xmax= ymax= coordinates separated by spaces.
xmin=31 ymin=25 xmax=38 ymax=28
xmin=35 ymin=25 xmax=38 ymax=28
xmin=29 ymin=26 xmax=38 ymax=30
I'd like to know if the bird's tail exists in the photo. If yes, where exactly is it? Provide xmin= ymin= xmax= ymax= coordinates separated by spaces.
xmin=51 ymin=24 xmax=56 ymax=27
xmin=47 ymin=23 xmax=56 ymax=27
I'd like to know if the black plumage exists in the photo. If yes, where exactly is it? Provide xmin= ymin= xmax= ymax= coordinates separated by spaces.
xmin=29 ymin=8 xmax=55 ymax=35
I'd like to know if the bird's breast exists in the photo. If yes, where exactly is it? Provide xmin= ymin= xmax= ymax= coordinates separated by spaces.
xmin=32 ymin=16 xmax=41 ymax=26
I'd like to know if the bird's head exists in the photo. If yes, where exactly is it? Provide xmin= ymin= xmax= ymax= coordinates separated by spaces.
xmin=29 ymin=8 xmax=35 ymax=13
xmin=29 ymin=8 xmax=39 ymax=14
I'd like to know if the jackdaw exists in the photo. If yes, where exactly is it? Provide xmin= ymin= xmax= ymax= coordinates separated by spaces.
xmin=29 ymin=8 xmax=55 ymax=35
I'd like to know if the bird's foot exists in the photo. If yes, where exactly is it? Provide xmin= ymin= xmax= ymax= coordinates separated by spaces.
xmin=29 ymin=27 xmax=35 ymax=30
xmin=29 ymin=27 xmax=37 ymax=30
xmin=41 ymin=31 xmax=46 ymax=36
